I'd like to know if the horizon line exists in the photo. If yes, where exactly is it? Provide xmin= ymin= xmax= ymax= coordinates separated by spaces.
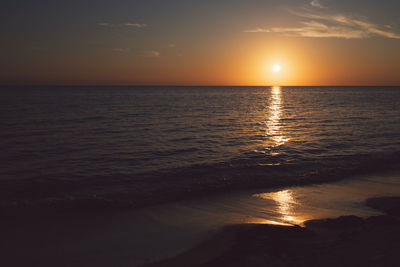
xmin=1 ymin=84 xmax=400 ymax=87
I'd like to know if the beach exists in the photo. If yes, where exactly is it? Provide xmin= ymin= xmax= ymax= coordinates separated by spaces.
xmin=147 ymin=196 xmax=400 ymax=267
xmin=2 ymin=172 xmax=400 ymax=267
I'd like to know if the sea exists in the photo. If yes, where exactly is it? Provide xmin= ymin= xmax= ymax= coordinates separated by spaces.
xmin=1 ymin=86 xmax=400 ymax=210
xmin=2 ymin=86 xmax=400 ymax=266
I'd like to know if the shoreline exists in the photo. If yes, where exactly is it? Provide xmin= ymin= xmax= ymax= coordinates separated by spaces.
xmin=2 ymin=173 xmax=400 ymax=267
xmin=146 ymin=196 xmax=400 ymax=267
xmin=2 ymin=169 xmax=400 ymax=215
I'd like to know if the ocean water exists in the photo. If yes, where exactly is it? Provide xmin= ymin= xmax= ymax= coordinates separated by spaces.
xmin=1 ymin=86 xmax=400 ymax=209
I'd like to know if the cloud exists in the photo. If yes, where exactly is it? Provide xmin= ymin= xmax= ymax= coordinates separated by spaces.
xmin=98 ymin=22 xmax=147 ymax=28
xmin=168 ymin=44 xmax=176 ymax=48
xmin=267 ymin=22 xmax=367 ymax=39
xmin=124 ymin=23 xmax=147 ymax=28
xmin=245 ymin=7 xmax=400 ymax=39
xmin=244 ymin=28 xmax=271 ymax=33
xmin=310 ymin=0 xmax=324 ymax=8
xmin=140 ymin=50 xmax=160 ymax=58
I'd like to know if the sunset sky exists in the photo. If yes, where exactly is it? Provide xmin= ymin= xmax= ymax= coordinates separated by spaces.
xmin=1 ymin=0 xmax=400 ymax=86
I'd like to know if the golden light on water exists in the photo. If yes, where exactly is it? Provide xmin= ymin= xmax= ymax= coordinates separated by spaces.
xmin=265 ymin=86 xmax=289 ymax=148
xmin=255 ymin=189 xmax=307 ymax=225
xmin=271 ymin=190 xmax=296 ymax=222
xmin=249 ymin=218 xmax=294 ymax=226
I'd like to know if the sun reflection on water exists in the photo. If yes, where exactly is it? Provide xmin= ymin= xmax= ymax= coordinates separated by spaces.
xmin=254 ymin=189 xmax=307 ymax=225
xmin=266 ymin=86 xmax=289 ymax=147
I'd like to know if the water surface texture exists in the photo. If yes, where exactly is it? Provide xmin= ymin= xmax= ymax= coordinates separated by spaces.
xmin=1 ymin=86 xmax=400 ymax=208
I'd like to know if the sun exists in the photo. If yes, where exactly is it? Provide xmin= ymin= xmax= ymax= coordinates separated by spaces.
xmin=273 ymin=64 xmax=281 ymax=72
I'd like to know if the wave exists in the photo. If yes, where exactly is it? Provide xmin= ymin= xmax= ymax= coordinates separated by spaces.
xmin=1 ymin=150 xmax=400 ymax=212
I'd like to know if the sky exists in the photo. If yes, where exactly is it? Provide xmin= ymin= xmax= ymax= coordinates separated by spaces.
xmin=1 ymin=0 xmax=400 ymax=86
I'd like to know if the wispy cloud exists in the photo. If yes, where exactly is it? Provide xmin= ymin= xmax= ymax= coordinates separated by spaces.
xmin=140 ymin=50 xmax=160 ymax=58
xmin=244 ymin=28 xmax=272 ymax=33
xmin=124 ymin=23 xmax=147 ymax=28
xmin=245 ymin=5 xmax=400 ymax=39
xmin=310 ymin=0 xmax=324 ymax=8
xmin=98 ymin=22 xmax=147 ymax=28
xmin=168 ymin=44 xmax=176 ymax=48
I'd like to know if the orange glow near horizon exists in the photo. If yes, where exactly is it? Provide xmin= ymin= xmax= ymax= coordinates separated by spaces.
xmin=2 ymin=0 xmax=400 ymax=86
xmin=3 ymin=37 xmax=400 ymax=86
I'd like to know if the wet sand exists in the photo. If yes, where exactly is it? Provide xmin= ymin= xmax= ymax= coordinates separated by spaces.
xmin=147 ymin=196 xmax=400 ymax=267
xmin=2 ymin=173 xmax=400 ymax=267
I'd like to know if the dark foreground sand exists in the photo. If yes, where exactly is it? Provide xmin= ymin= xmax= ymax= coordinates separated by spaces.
xmin=147 ymin=197 xmax=400 ymax=267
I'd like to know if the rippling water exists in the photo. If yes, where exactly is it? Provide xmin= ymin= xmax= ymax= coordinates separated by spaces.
xmin=1 ymin=86 xmax=400 ymax=208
